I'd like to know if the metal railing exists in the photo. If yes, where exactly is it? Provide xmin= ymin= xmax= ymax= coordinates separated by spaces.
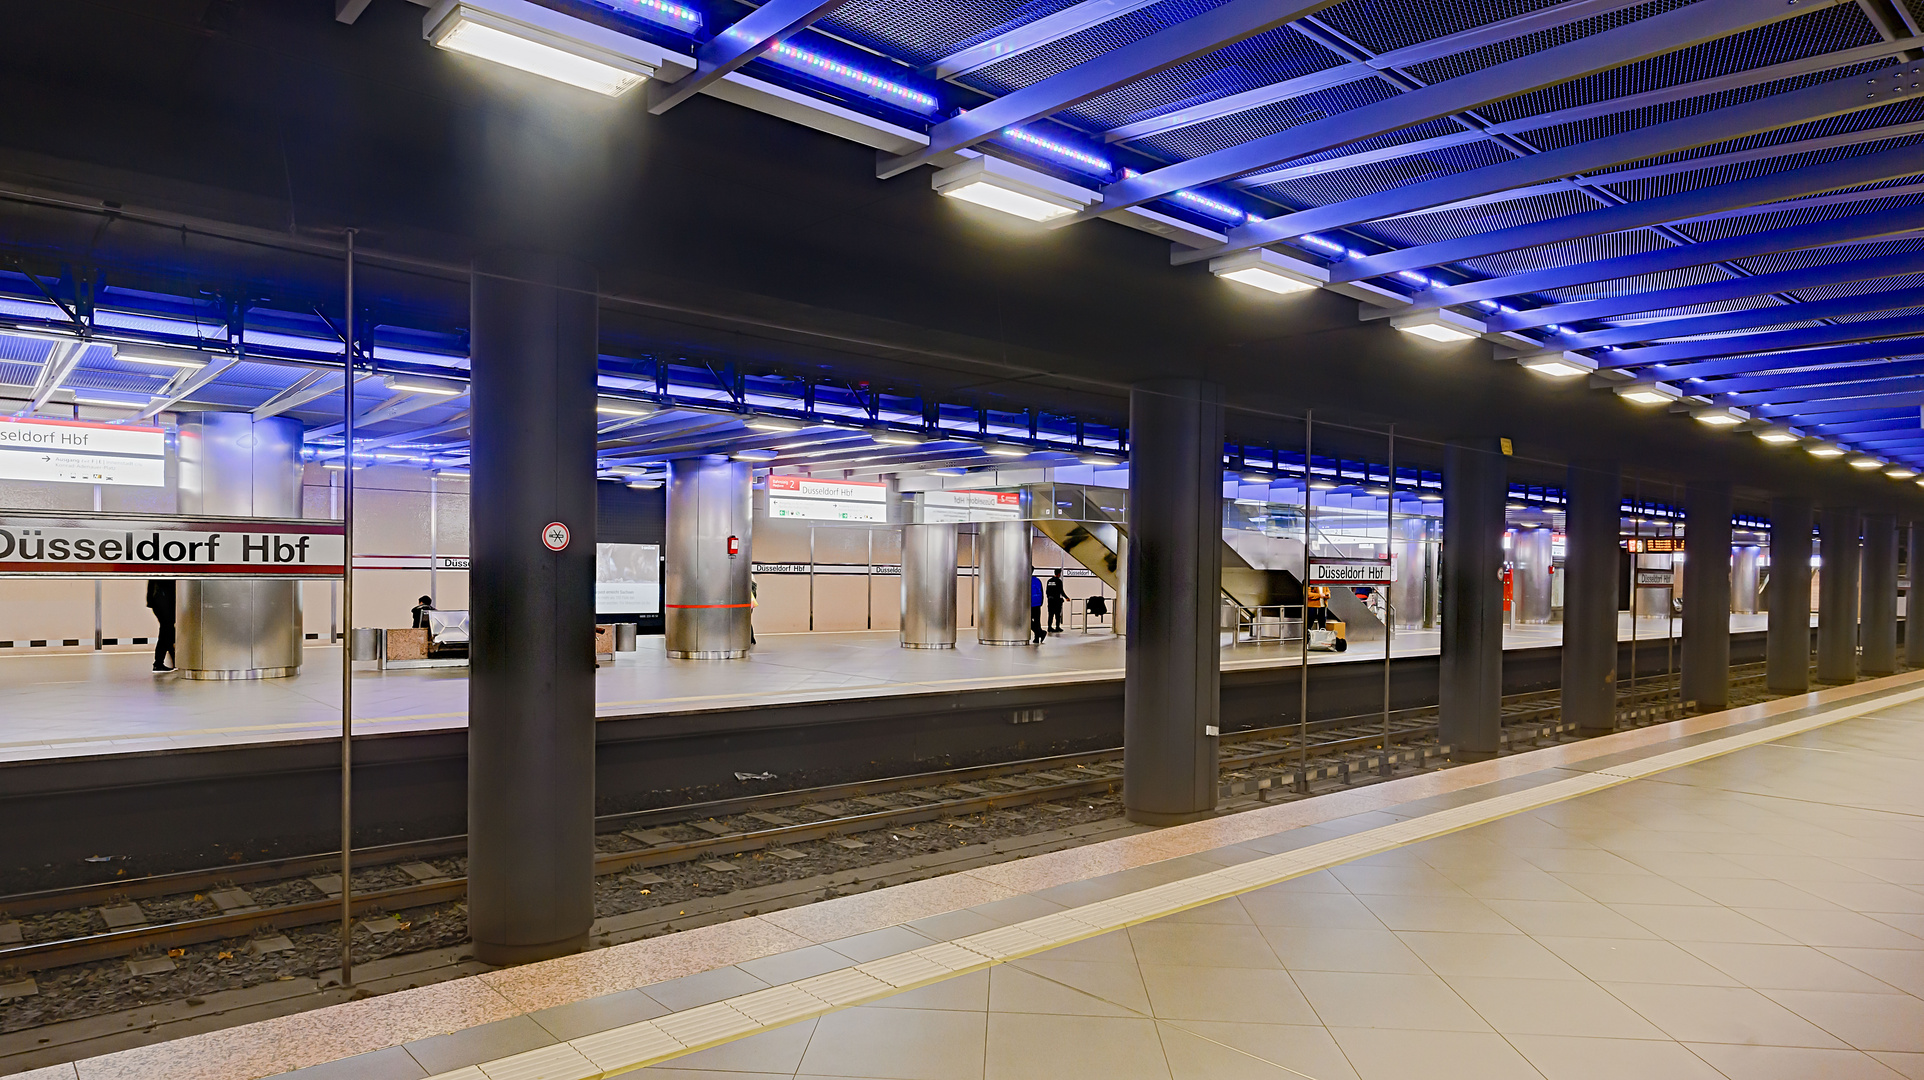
xmin=1229 ymin=602 xmax=1301 ymax=644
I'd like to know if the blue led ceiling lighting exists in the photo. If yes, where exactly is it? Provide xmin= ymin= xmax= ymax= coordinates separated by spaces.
xmin=766 ymin=39 xmax=940 ymax=113
xmin=1005 ymin=126 xmax=1113 ymax=175
xmin=1117 ymin=167 xmax=1254 ymax=223
xmin=589 ymin=0 xmax=701 ymax=32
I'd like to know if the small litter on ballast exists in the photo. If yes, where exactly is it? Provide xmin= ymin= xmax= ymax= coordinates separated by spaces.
xmin=734 ymin=771 xmax=777 ymax=781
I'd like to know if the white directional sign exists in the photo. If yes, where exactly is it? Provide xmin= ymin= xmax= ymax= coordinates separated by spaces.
xmin=0 ymin=417 xmax=167 ymax=488
xmin=765 ymin=475 xmax=890 ymax=522
xmin=919 ymin=489 xmax=1021 ymax=523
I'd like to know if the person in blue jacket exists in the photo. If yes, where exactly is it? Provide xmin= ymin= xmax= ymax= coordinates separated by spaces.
xmin=1030 ymin=575 xmax=1047 ymax=643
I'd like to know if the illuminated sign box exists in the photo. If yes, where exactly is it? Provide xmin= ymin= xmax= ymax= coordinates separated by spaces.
xmin=919 ymin=489 xmax=1021 ymax=523
xmin=765 ymin=475 xmax=890 ymax=522
xmin=0 ymin=417 xmax=167 ymax=488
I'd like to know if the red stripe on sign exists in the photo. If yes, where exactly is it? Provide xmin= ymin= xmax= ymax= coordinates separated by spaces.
xmin=664 ymin=603 xmax=753 ymax=609
xmin=0 ymin=563 xmax=346 ymax=575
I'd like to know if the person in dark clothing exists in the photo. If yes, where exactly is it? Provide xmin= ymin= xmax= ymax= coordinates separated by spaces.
xmin=1030 ymin=575 xmax=1047 ymax=643
xmin=411 ymin=595 xmax=435 ymax=629
xmin=146 ymin=579 xmax=176 ymax=672
xmin=1045 ymin=570 xmax=1066 ymax=632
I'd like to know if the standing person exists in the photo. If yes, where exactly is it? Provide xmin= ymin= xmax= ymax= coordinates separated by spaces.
xmin=1306 ymin=584 xmax=1330 ymax=631
xmin=1030 ymin=575 xmax=1047 ymax=643
xmin=1045 ymin=569 xmax=1066 ymax=632
xmin=146 ymin=578 xmax=176 ymax=672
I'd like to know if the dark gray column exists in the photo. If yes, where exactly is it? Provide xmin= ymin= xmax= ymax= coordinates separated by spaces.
xmin=1909 ymin=521 xmax=1924 ymax=668
xmin=1123 ymin=379 xmax=1223 ymax=825
xmin=1766 ymin=497 xmax=1812 ymax=694
xmin=1681 ymin=481 xmax=1733 ymax=712
xmin=1862 ymin=512 xmax=1898 ymax=676
xmin=467 ymin=250 xmax=598 ymax=965
xmin=1561 ymin=461 xmax=1619 ymax=736
xmin=1817 ymin=506 xmax=1861 ymax=684
xmin=1439 ymin=440 xmax=1505 ymax=759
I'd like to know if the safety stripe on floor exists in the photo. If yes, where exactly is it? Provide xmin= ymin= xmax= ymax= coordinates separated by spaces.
xmin=422 ymin=682 xmax=1924 ymax=1080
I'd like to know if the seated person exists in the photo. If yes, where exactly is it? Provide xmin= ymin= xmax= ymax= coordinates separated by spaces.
xmin=411 ymin=595 xmax=435 ymax=629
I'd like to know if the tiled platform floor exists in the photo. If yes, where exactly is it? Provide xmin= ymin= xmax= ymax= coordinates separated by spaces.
xmin=15 ymin=661 xmax=1914 ymax=1080
xmin=0 ymin=613 xmax=1765 ymax=762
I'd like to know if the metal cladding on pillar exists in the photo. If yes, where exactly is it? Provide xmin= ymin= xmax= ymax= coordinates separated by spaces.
xmin=1390 ymin=515 xmax=1427 ymax=630
xmin=976 ymin=519 xmax=1033 ymax=645
xmin=1910 ymin=522 xmax=1924 ymax=668
xmin=1817 ymin=506 xmax=1861 ymax=684
xmin=1512 ymin=527 xmax=1553 ymax=624
xmin=1730 ymin=546 xmax=1761 ymax=615
xmin=901 ymin=523 xmax=958 ymax=649
xmin=1681 ymin=481 xmax=1734 ymax=712
xmin=175 ymin=412 xmax=304 ymax=680
xmin=1439 ymin=440 xmax=1505 ymax=759
xmin=1861 ymin=512 xmax=1898 ymax=676
xmin=664 ymin=456 xmax=753 ymax=659
xmin=1123 ymin=379 xmax=1223 ymax=824
xmin=467 ymin=249 xmax=598 ymax=967
xmin=1767 ymin=498 xmax=1813 ymax=694
xmin=1561 ymin=461 xmax=1619 ymax=735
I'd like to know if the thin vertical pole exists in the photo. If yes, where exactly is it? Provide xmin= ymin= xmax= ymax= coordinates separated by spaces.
xmin=339 ymin=230 xmax=357 ymax=989
xmin=1630 ymin=481 xmax=1639 ymax=700
xmin=1299 ymin=412 xmax=1312 ymax=781
xmin=93 ymin=485 xmax=103 ymax=651
xmin=1668 ymin=483 xmax=1677 ymax=710
xmin=1383 ymin=426 xmax=1393 ymax=767
xmin=429 ymin=475 xmax=439 ymax=605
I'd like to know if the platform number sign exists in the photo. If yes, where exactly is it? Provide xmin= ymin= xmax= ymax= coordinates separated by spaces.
xmin=542 ymin=521 xmax=571 ymax=552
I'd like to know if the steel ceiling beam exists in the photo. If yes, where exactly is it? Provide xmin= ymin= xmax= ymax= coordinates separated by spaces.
xmin=927 ymin=0 xmax=1164 ymax=81
xmin=1729 ymin=374 xmax=1924 ymax=407
xmin=1688 ymin=356 xmax=1924 ymax=395
xmin=1105 ymin=0 xmax=1660 ymax=145
xmin=305 ymin=390 xmax=459 ymax=438
xmin=16 ymin=339 xmax=87 ymax=416
xmin=1810 ymin=414 xmax=1921 ymax=433
xmin=1338 ymin=143 xmax=1924 ymax=294
xmin=1756 ymin=392 xmax=1924 ymax=417
xmin=1420 ymin=208 xmax=1924 ymax=320
xmin=1604 ymin=309 xmax=1924 ymax=368
xmin=876 ymin=0 xmax=1340 ymax=178
xmin=1643 ymin=337 xmax=1924 ymax=381
xmin=1509 ymin=250 xmax=1924 ymax=335
xmin=348 ymin=415 xmax=473 ymax=454
xmin=252 ymin=370 xmax=346 ymax=420
xmin=1179 ymin=65 xmax=1906 ymax=263
xmin=1561 ymin=285 xmax=1924 ymax=350
xmin=647 ymin=0 xmax=850 ymax=114
xmin=1067 ymin=0 xmax=1806 ymax=220
xmin=132 ymin=355 xmax=238 ymax=422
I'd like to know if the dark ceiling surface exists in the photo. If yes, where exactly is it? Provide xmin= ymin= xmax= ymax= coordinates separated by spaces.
xmin=0 ymin=0 xmax=1914 ymax=507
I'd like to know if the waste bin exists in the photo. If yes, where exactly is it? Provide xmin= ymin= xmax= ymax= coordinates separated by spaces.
xmin=615 ymin=623 xmax=638 ymax=652
xmin=350 ymin=627 xmax=386 ymax=668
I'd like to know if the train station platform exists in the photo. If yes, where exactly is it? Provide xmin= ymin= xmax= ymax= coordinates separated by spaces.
xmin=21 ymin=655 xmax=1919 ymax=1080
xmin=0 ymin=614 xmax=1770 ymax=765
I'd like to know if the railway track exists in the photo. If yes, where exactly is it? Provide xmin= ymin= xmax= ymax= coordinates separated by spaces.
xmin=0 ymin=664 xmax=1777 ymax=981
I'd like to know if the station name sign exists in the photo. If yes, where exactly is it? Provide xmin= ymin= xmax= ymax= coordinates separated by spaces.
xmin=766 ymin=474 xmax=890 ymax=523
xmin=0 ymin=513 xmax=346 ymax=578
xmin=0 ymin=417 xmax=168 ymax=488
xmin=1306 ymin=557 xmax=1393 ymax=586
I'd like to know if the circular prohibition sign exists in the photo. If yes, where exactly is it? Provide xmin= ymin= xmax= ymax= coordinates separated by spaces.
xmin=541 ymin=521 xmax=570 ymax=552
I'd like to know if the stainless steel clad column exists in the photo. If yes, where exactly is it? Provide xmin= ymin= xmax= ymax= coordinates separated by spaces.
xmin=1512 ymin=527 xmax=1553 ymax=624
xmin=1439 ymin=440 xmax=1505 ymax=760
xmin=1862 ymin=512 xmax=1898 ymax=676
xmin=977 ymin=518 xmax=1033 ymax=645
xmin=1390 ymin=514 xmax=1427 ymax=629
xmin=1909 ymin=521 xmax=1924 ymax=668
xmin=1730 ymin=544 xmax=1761 ymax=614
xmin=175 ymin=412 xmax=305 ymax=680
xmin=1767 ymin=498 xmax=1813 ymax=694
xmin=664 ymin=456 xmax=753 ymax=658
xmin=467 ymin=249 xmax=598 ymax=966
xmin=1817 ymin=506 xmax=1861 ymax=684
xmin=901 ymin=523 xmax=958 ymax=648
xmin=1681 ymin=481 xmax=1733 ymax=712
xmin=1561 ymin=461 xmax=1619 ymax=736
xmin=1123 ymin=379 xmax=1223 ymax=825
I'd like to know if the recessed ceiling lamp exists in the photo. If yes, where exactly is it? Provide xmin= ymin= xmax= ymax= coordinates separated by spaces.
xmin=424 ymin=0 xmax=667 ymax=95
xmin=745 ymin=416 xmax=802 ymax=431
xmin=873 ymin=430 xmax=927 ymax=445
xmin=1887 ymin=466 xmax=1917 ymax=479
xmin=595 ymin=396 xmax=654 ymax=417
xmin=1614 ymin=381 xmax=1679 ymax=405
xmin=71 ymin=389 xmax=152 ymax=408
xmin=1309 ymin=481 xmax=1335 ymax=490
xmin=384 ymin=374 xmax=466 ymax=396
xmin=1080 ymin=454 xmax=1119 ymax=466
xmin=1691 ymin=406 xmax=1747 ymax=426
xmin=1753 ymin=426 xmax=1799 ymax=443
xmin=1209 ymin=250 xmax=1323 ymax=296
xmin=1390 ymin=309 xmax=1484 ymax=343
xmin=732 ymin=448 xmax=780 ymax=462
xmin=1806 ymin=442 xmax=1846 ymax=457
xmin=932 ymin=157 xmax=1096 ymax=222
xmin=985 ymin=443 xmax=1029 ymax=457
xmin=1515 ymin=350 xmax=1595 ymax=377
xmin=1850 ymin=456 xmax=1884 ymax=469
xmin=115 ymin=346 xmax=205 ymax=369
xmin=435 ymin=469 xmax=471 ymax=479
xmin=627 ymin=479 xmax=663 ymax=489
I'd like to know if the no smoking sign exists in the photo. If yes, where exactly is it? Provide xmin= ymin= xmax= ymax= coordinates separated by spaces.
xmin=541 ymin=521 xmax=570 ymax=552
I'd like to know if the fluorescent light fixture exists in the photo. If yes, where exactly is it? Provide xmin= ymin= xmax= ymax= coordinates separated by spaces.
xmin=1515 ymin=351 xmax=1595 ymax=377
xmin=1753 ymin=426 xmax=1799 ymax=443
xmin=435 ymin=469 xmax=470 ymax=479
xmin=1418 ymin=493 xmax=1442 ymax=501
xmin=1309 ymin=481 xmax=1335 ymax=490
xmin=322 ymin=462 xmax=348 ymax=471
xmin=424 ymin=0 xmax=663 ymax=95
xmin=1887 ymin=467 xmax=1918 ymax=479
xmin=745 ymin=416 xmax=801 ymax=432
xmin=1081 ymin=454 xmax=1119 ymax=466
xmin=1850 ymin=456 xmax=1884 ymax=469
xmin=985 ymin=443 xmax=1029 ymax=457
xmin=1390 ymin=309 xmax=1484 ymax=343
xmin=383 ymin=374 xmax=466 ymax=396
xmin=71 ymin=389 xmax=152 ymax=408
xmin=1615 ymin=381 xmax=1680 ymax=405
xmin=595 ymin=396 xmax=654 ymax=417
xmin=1209 ymin=250 xmax=1324 ymax=296
xmin=1807 ymin=442 xmax=1846 ymax=457
xmin=873 ymin=430 xmax=927 ymax=445
xmin=114 ymin=346 xmax=205 ymax=369
xmin=932 ymin=157 xmax=1096 ymax=222
xmin=733 ymin=448 xmax=780 ymax=462
xmin=627 ymin=479 xmax=663 ymax=489
xmin=1691 ymin=406 xmax=1747 ymax=426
